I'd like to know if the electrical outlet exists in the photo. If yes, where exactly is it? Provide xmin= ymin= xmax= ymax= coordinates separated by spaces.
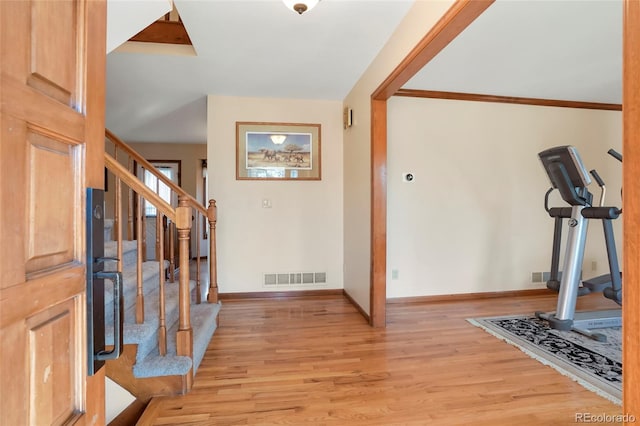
xmin=391 ymin=269 xmax=399 ymax=280
xmin=592 ymin=260 xmax=597 ymax=271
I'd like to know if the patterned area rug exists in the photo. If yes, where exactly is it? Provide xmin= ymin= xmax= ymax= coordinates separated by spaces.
xmin=468 ymin=314 xmax=621 ymax=405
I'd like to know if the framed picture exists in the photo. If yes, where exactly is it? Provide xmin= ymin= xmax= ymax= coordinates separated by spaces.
xmin=236 ymin=122 xmax=321 ymax=180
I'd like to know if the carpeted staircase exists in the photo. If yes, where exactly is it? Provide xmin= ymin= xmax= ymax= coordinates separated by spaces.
xmin=102 ymin=220 xmax=221 ymax=398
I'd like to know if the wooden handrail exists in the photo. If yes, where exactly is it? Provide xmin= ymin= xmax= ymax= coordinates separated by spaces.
xmin=105 ymin=153 xmax=176 ymax=222
xmin=105 ymin=129 xmax=219 ymax=308
xmin=103 ymin=132 xmax=219 ymax=394
xmin=105 ymin=129 xmax=206 ymax=216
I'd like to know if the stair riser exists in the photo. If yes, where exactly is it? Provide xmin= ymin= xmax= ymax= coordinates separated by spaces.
xmin=105 ymin=280 xmax=185 ymax=361
xmin=104 ymin=263 xmax=164 ymax=324
xmin=104 ymin=242 xmax=139 ymax=270
xmin=133 ymin=302 xmax=220 ymax=379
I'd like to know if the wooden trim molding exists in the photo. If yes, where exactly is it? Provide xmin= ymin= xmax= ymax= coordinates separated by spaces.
xmin=623 ymin=0 xmax=640 ymax=418
xmin=219 ymin=289 xmax=344 ymax=300
xmin=370 ymin=99 xmax=387 ymax=328
xmin=387 ymin=289 xmax=550 ymax=305
xmin=108 ymin=399 xmax=147 ymax=426
xmin=129 ymin=21 xmax=192 ymax=45
xmin=343 ymin=290 xmax=371 ymax=323
xmin=372 ymin=0 xmax=495 ymax=101
xmin=369 ymin=0 xmax=494 ymax=328
xmin=134 ymin=398 xmax=163 ymax=426
xmin=395 ymin=89 xmax=622 ymax=111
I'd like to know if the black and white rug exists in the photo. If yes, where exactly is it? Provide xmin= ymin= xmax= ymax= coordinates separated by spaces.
xmin=468 ymin=315 xmax=622 ymax=405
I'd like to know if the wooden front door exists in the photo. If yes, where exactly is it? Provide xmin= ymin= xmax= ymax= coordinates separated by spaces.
xmin=0 ymin=0 xmax=107 ymax=424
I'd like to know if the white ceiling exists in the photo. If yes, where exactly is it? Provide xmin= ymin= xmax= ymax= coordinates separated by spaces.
xmin=106 ymin=0 xmax=414 ymax=143
xmin=105 ymin=0 xmax=623 ymax=144
xmin=404 ymin=0 xmax=623 ymax=104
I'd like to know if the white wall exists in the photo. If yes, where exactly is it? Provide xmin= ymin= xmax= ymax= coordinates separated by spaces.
xmin=207 ymin=95 xmax=344 ymax=293
xmin=343 ymin=1 xmax=455 ymax=313
xmin=387 ymin=96 xmax=622 ymax=298
xmin=105 ymin=377 xmax=135 ymax=424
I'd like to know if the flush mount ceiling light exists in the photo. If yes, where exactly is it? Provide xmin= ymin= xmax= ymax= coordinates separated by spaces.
xmin=270 ymin=134 xmax=287 ymax=145
xmin=283 ymin=0 xmax=319 ymax=15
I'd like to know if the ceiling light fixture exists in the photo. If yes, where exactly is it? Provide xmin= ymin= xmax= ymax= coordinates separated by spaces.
xmin=270 ymin=134 xmax=287 ymax=145
xmin=283 ymin=0 xmax=319 ymax=15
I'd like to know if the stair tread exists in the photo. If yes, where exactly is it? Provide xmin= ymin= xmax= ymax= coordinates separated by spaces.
xmin=106 ymin=279 xmax=221 ymax=378
xmin=105 ymin=280 xmax=193 ymax=353
xmin=104 ymin=239 xmax=137 ymax=254
xmin=102 ymin=240 xmax=220 ymax=382
xmin=133 ymin=301 xmax=221 ymax=378
xmin=104 ymin=240 xmax=140 ymax=270
xmin=191 ymin=302 xmax=222 ymax=373
xmin=104 ymin=260 xmax=165 ymax=310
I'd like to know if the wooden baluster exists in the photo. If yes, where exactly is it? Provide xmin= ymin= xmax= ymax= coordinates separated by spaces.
xmin=157 ymin=213 xmax=167 ymax=355
xmin=155 ymin=177 xmax=160 ymax=261
xmin=127 ymin=157 xmax=134 ymax=240
xmin=116 ymin=175 xmax=123 ymax=274
xmin=176 ymin=196 xmax=193 ymax=388
xmin=207 ymin=199 xmax=219 ymax=303
xmin=162 ymin=216 xmax=168 ymax=278
xmin=113 ymin=149 xmax=119 ymax=240
xmin=195 ymin=209 xmax=201 ymax=304
xmin=136 ymin=192 xmax=145 ymax=324
xmin=169 ymin=221 xmax=176 ymax=282
xmin=141 ymin=191 xmax=147 ymax=262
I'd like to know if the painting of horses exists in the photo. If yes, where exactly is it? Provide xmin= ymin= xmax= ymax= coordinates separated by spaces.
xmin=236 ymin=122 xmax=321 ymax=181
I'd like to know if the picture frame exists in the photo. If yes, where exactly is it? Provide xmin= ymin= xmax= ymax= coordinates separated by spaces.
xmin=236 ymin=122 xmax=321 ymax=180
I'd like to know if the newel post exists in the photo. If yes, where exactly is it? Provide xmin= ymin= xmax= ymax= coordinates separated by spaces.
xmin=176 ymin=196 xmax=193 ymax=364
xmin=207 ymin=199 xmax=219 ymax=303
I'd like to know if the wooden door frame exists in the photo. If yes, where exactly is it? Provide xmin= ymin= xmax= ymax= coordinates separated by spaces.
xmin=622 ymin=0 xmax=639 ymax=416
xmin=369 ymin=0 xmax=495 ymax=327
xmin=369 ymin=0 xmax=639 ymax=416
xmin=85 ymin=0 xmax=108 ymax=420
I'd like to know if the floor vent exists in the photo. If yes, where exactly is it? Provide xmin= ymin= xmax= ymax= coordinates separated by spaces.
xmin=264 ymin=272 xmax=327 ymax=287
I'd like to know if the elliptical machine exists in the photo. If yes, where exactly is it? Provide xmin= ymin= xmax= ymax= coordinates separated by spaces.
xmin=535 ymin=146 xmax=622 ymax=341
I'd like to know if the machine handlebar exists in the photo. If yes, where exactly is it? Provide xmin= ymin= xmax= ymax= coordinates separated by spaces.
xmin=608 ymin=149 xmax=623 ymax=162
xmin=590 ymin=169 xmax=605 ymax=187
xmin=589 ymin=169 xmax=606 ymax=207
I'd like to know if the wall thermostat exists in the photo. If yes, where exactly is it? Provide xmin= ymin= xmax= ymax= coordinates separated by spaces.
xmin=403 ymin=173 xmax=414 ymax=182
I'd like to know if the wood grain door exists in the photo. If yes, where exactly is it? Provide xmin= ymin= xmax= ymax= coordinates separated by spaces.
xmin=0 ymin=0 xmax=107 ymax=424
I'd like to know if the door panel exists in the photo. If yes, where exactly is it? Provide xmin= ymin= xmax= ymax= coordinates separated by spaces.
xmin=0 ymin=0 xmax=106 ymax=424
xmin=27 ymin=297 xmax=79 ymax=425
xmin=28 ymin=0 xmax=79 ymax=105
xmin=26 ymin=131 xmax=80 ymax=274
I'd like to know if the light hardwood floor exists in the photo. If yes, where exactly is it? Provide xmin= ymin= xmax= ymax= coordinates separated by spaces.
xmin=140 ymin=292 xmax=622 ymax=425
